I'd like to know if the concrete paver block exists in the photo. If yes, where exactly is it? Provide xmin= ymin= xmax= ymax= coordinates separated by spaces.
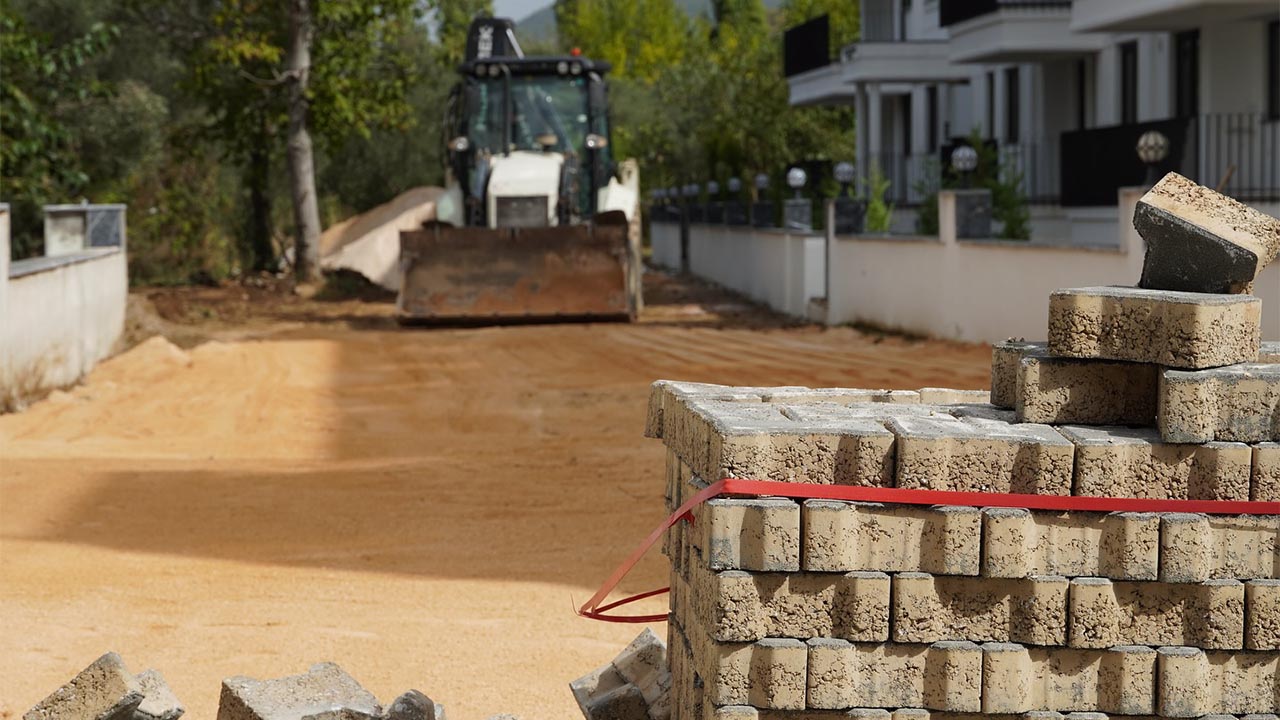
xmin=1157 ymin=646 xmax=1280 ymax=716
xmin=1160 ymin=363 xmax=1280 ymax=443
xmin=1134 ymin=172 xmax=1280 ymax=294
xmin=982 ymin=508 xmax=1158 ymax=580
xmin=1262 ymin=341 xmax=1280 ymax=363
xmin=24 ymin=652 xmax=144 ymax=720
xmin=647 ymin=381 xmax=777 ymax=440
xmin=1254 ymin=443 xmax=1280 ymax=501
xmin=135 ymin=670 xmax=185 ymax=720
xmin=1245 ymin=579 xmax=1280 ymax=651
xmin=696 ymin=498 xmax=800 ymax=572
xmin=1159 ymin=513 xmax=1280 ymax=582
xmin=889 ymin=414 xmax=1073 ymax=494
xmin=917 ymin=388 xmax=991 ymax=405
xmin=216 ymin=663 xmax=381 ymax=720
xmin=578 ymin=684 xmax=647 ymax=720
xmin=747 ymin=639 xmax=807 ymax=710
xmin=1058 ymin=425 xmax=1252 ymax=500
xmin=1067 ymin=577 xmax=1245 ymax=649
xmin=805 ymin=641 xmax=982 ymax=712
xmin=980 ymin=643 xmax=1155 ymax=715
xmin=763 ymin=388 xmax=921 ymax=405
xmin=385 ymin=691 xmax=445 ymax=720
xmin=802 ymin=501 xmax=980 ymax=575
xmin=1016 ymin=354 xmax=1159 ymax=426
xmin=992 ymin=341 xmax=1046 ymax=409
xmin=1047 ymin=286 xmax=1261 ymax=369
xmin=891 ymin=573 xmax=1068 ymax=646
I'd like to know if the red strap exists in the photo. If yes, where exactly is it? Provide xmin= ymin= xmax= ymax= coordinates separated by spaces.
xmin=577 ymin=478 xmax=1280 ymax=623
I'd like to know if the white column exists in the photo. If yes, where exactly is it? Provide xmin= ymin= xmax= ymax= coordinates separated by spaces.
xmin=868 ymin=83 xmax=884 ymax=181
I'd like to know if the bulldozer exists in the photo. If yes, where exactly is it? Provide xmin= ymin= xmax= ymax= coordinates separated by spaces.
xmin=398 ymin=17 xmax=643 ymax=323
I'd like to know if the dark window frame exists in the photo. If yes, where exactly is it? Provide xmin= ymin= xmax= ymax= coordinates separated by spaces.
xmin=1120 ymin=41 xmax=1139 ymax=125
xmin=1174 ymin=29 xmax=1200 ymax=118
xmin=1268 ymin=20 xmax=1279 ymax=121
xmin=1005 ymin=66 xmax=1020 ymax=143
xmin=986 ymin=70 xmax=995 ymax=138
xmin=1075 ymin=58 xmax=1087 ymax=130
xmin=926 ymin=85 xmax=939 ymax=151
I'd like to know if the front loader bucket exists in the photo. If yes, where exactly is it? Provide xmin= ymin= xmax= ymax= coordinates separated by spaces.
xmin=397 ymin=222 xmax=636 ymax=324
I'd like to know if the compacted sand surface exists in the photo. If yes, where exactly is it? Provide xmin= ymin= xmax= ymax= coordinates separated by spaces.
xmin=0 ymin=273 xmax=989 ymax=719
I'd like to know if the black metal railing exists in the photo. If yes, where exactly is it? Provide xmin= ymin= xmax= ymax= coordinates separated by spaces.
xmin=868 ymin=142 xmax=1061 ymax=208
xmin=783 ymin=15 xmax=831 ymax=77
xmin=1060 ymin=113 xmax=1279 ymax=207
xmin=939 ymin=0 xmax=1071 ymax=27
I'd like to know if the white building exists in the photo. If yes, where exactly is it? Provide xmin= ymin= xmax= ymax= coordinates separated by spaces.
xmin=786 ymin=0 xmax=1280 ymax=238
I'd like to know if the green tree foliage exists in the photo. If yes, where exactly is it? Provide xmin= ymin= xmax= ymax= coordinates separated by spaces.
xmin=428 ymin=0 xmax=493 ymax=67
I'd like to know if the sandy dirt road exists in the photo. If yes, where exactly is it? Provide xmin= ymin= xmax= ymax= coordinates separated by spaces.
xmin=0 ymin=273 xmax=990 ymax=719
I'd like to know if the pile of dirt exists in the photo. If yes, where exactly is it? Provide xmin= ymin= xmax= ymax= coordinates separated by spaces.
xmin=320 ymin=186 xmax=442 ymax=290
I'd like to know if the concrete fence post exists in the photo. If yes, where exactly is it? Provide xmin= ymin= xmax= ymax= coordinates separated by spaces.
xmin=937 ymin=190 xmax=958 ymax=247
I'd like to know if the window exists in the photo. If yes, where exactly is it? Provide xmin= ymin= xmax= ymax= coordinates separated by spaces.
xmin=1269 ymin=20 xmax=1279 ymax=120
xmin=1075 ymin=59 xmax=1088 ymax=130
xmin=926 ymin=85 xmax=939 ymax=151
xmin=986 ymin=71 xmax=995 ymax=138
xmin=899 ymin=0 xmax=911 ymax=41
xmin=1120 ymin=41 xmax=1138 ymax=125
xmin=902 ymin=95 xmax=913 ymax=155
xmin=1005 ymin=66 xmax=1020 ymax=143
xmin=1174 ymin=30 xmax=1199 ymax=118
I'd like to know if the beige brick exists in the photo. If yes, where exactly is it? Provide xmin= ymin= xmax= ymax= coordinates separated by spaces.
xmin=711 ymin=707 xmax=757 ymax=720
xmin=979 ymin=643 xmax=1156 ymax=715
xmin=1254 ymin=443 xmax=1280 ymax=501
xmin=992 ymin=340 xmax=1046 ymax=409
xmin=1160 ymin=364 xmax=1280 ymax=443
xmin=763 ymin=388 xmax=921 ymax=404
xmin=981 ymin=508 xmax=1159 ymax=580
xmin=1159 ymin=513 xmax=1280 ymax=582
xmin=1246 ymin=579 xmax=1280 ymax=650
xmin=694 ymin=498 xmax=800 ymax=572
xmin=678 ymin=610 xmax=808 ymax=712
xmin=685 ymin=563 xmax=889 ymax=643
xmin=1015 ymin=354 xmax=1159 ymax=426
xmin=1047 ymin=286 xmax=1261 ymax=370
xmin=1059 ymin=425 xmax=1252 ymax=500
xmin=647 ymin=380 xmax=772 ymax=440
xmin=802 ymin=501 xmax=980 ymax=575
xmin=747 ymin=639 xmax=807 ymax=710
xmin=891 ymin=573 xmax=1067 ymax=646
xmin=1067 ymin=577 xmax=1245 ymax=649
xmin=805 ymin=641 xmax=982 ymax=712
xmin=890 ymin=414 xmax=1073 ymax=494
xmin=1157 ymin=646 xmax=1280 ymax=716
xmin=918 ymin=388 xmax=991 ymax=405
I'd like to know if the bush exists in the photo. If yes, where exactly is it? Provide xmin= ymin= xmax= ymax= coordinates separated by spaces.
xmin=864 ymin=164 xmax=894 ymax=233
xmin=913 ymin=131 xmax=1031 ymax=240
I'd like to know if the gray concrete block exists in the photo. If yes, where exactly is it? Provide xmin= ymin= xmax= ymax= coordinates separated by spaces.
xmin=805 ymin=640 xmax=982 ymax=712
xmin=1016 ymin=354 xmax=1159 ymax=426
xmin=1159 ymin=513 xmax=1280 ymax=582
xmin=1262 ymin=341 xmax=1280 ymax=363
xmin=1135 ymin=172 xmax=1280 ymax=294
xmin=1058 ymin=425 xmax=1252 ymax=500
xmin=947 ymin=403 xmax=1018 ymax=423
xmin=917 ymin=388 xmax=990 ymax=405
xmin=24 ymin=652 xmax=144 ymax=720
xmin=384 ymin=691 xmax=445 ymax=720
xmin=1047 ymin=286 xmax=1261 ymax=369
xmin=802 ymin=500 xmax=980 ymax=575
xmin=579 ymin=684 xmax=648 ymax=720
xmin=694 ymin=497 xmax=800 ymax=572
xmin=890 ymin=414 xmax=1073 ymax=494
xmin=979 ymin=643 xmax=1156 ymax=714
xmin=646 ymin=380 xmax=772 ymax=440
xmin=135 ymin=670 xmax=184 ymax=720
xmin=1254 ymin=443 xmax=1280 ymax=501
xmin=991 ymin=340 xmax=1046 ymax=409
xmin=1160 ymin=363 xmax=1280 ymax=443
xmin=891 ymin=573 xmax=1068 ymax=646
xmin=981 ymin=508 xmax=1159 ymax=580
xmin=216 ymin=663 xmax=381 ymax=720
xmin=762 ymin=388 xmax=922 ymax=405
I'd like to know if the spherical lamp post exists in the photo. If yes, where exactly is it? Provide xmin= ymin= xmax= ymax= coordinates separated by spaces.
xmin=728 ymin=177 xmax=742 ymax=194
xmin=834 ymin=161 xmax=855 ymax=197
xmin=1136 ymin=130 xmax=1170 ymax=186
xmin=950 ymin=145 xmax=979 ymax=188
xmin=786 ymin=167 xmax=807 ymax=199
xmin=707 ymin=180 xmax=720 ymax=198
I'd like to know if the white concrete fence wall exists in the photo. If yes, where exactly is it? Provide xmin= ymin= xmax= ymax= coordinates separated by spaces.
xmin=650 ymin=189 xmax=1280 ymax=343
xmin=1 ymin=204 xmax=129 ymax=408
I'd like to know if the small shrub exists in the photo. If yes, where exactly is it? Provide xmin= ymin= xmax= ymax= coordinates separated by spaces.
xmin=864 ymin=164 xmax=895 ymax=233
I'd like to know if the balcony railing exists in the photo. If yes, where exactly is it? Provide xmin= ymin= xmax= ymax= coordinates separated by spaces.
xmin=1061 ymin=113 xmax=1280 ymax=206
xmin=783 ymin=15 xmax=832 ymax=77
xmin=939 ymin=0 xmax=1071 ymax=27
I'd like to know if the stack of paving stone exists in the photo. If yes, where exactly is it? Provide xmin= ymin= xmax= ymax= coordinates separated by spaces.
xmin=642 ymin=173 xmax=1279 ymax=720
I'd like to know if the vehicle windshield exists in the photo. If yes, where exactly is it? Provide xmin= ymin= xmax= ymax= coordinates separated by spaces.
xmin=468 ymin=74 xmax=590 ymax=155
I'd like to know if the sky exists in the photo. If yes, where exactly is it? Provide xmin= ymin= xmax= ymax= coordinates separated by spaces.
xmin=494 ymin=0 xmax=552 ymax=21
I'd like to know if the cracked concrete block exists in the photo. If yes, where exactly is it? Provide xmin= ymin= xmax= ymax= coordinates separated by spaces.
xmin=1157 ymin=646 xmax=1280 ymax=716
xmin=385 ymin=691 xmax=445 ymax=720
xmin=980 ymin=644 xmax=1155 ymax=715
xmin=802 ymin=501 xmax=980 ymax=576
xmin=1159 ymin=513 xmax=1280 ymax=582
xmin=1134 ymin=172 xmax=1280 ymax=294
xmin=917 ymin=388 xmax=990 ymax=405
xmin=24 ymin=652 xmax=144 ymax=720
xmin=805 ymin=641 xmax=982 ymax=712
xmin=1015 ymin=354 xmax=1159 ymax=426
xmin=891 ymin=573 xmax=1067 ymax=646
xmin=1047 ymin=286 xmax=1261 ymax=369
xmin=1254 ymin=443 xmax=1280 ymax=501
xmin=695 ymin=498 xmax=800 ymax=572
xmin=216 ymin=663 xmax=381 ymax=720
xmin=890 ymin=414 xmax=1073 ymax=494
xmin=1160 ymin=364 xmax=1280 ymax=443
xmin=1067 ymin=577 xmax=1245 ymax=649
xmin=1246 ymin=579 xmax=1280 ymax=650
xmin=1059 ymin=425 xmax=1252 ymax=500
xmin=135 ymin=670 xmax=184 ymax=720
xmin=982 ymin=508 xmax=1158 ymax=580
xmin=687 ymin=564 xmax=889 ymax=643
xmin=992 ymin=340 xmax=1047 ymax=409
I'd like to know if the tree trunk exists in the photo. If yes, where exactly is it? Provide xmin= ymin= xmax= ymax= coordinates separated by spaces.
xmin=285 ymin=0 xmax=322 ymax=283
xmin=245 ymin=134 xmax=274 ymax=272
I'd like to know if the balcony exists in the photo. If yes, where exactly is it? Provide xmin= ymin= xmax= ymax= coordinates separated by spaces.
xmin=1071 ymin=0 xmax=1278 ymax=32
xmin=940 ymin=0 xmax=1104 ymax=63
